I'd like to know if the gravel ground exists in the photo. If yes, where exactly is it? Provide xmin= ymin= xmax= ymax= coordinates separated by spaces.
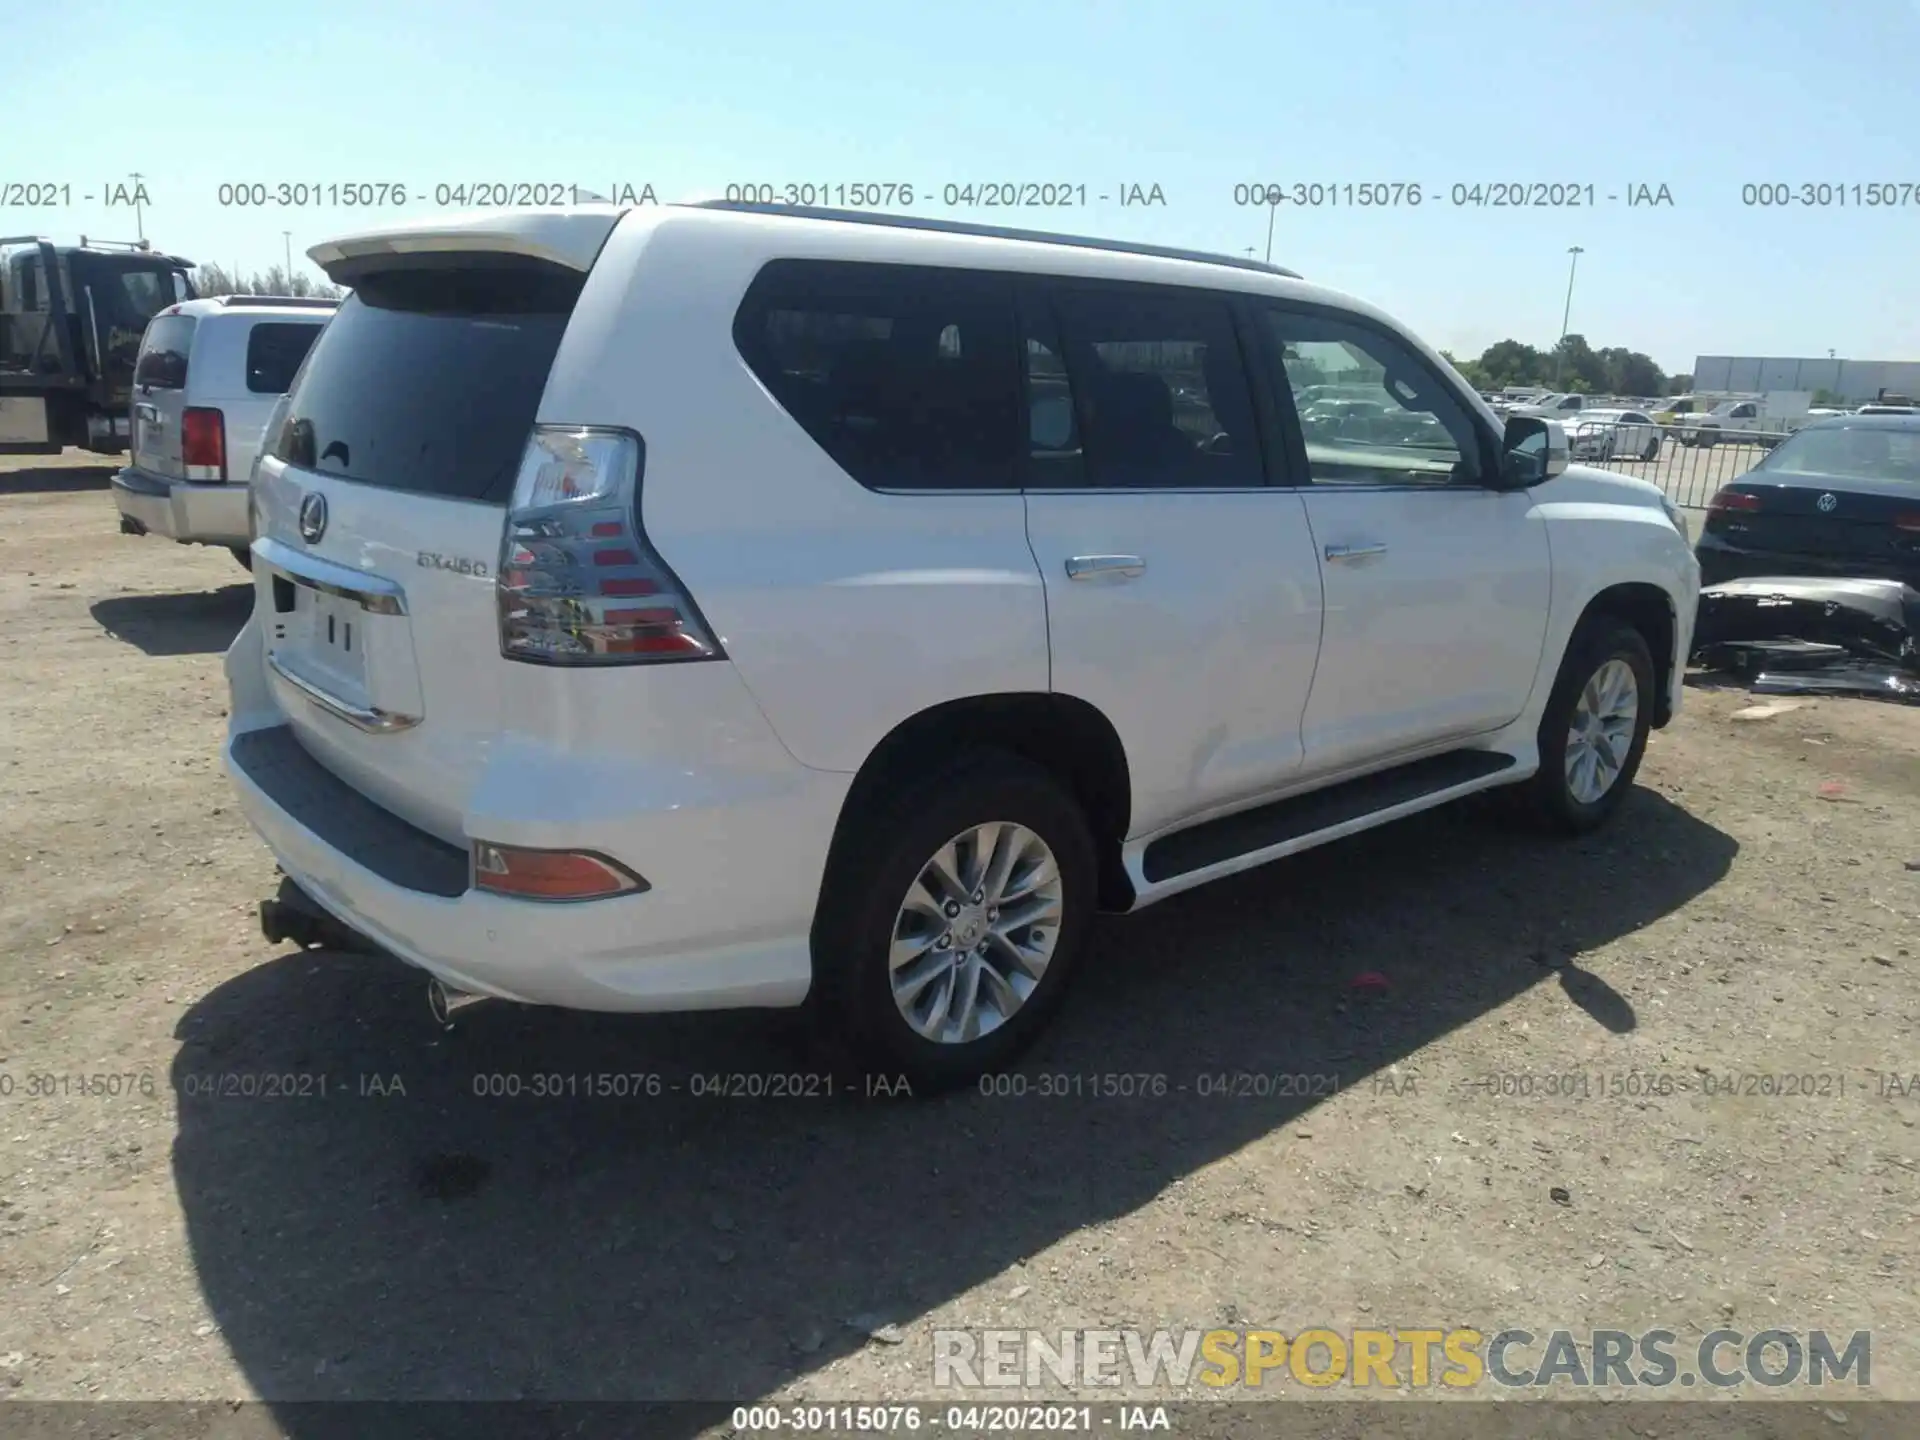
xmin=2 ymin=454 xmax=1917 ymax=1434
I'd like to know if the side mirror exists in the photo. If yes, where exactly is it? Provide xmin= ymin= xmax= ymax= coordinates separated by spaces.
xmin=1500 ymin=414 xmax=1568 ymax=487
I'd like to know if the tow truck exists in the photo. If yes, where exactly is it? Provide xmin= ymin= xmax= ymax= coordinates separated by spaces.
xmin=1 ymin=236 xmax=196 ymax=455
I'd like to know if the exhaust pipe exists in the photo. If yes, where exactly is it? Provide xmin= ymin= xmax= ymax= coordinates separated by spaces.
xmin=427 ymin=978 xmax=488 ymax=1028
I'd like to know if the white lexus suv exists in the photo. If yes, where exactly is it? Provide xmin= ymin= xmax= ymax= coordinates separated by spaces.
xmin=223 ymin=202 xmax=1698 ymax=1089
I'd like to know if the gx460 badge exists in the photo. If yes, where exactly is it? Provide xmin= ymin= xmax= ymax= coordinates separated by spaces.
xmin=417 ymin=551 xmax=490 ymax=578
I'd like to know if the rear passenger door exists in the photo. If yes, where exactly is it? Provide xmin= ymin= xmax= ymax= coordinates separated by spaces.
xmin=1019 ymin=280 xmax=1325 ymax=840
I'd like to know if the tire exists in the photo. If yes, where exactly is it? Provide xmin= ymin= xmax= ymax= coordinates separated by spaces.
xmin=230 ymin=546 xmax=253 ymax=571
xmin=810 ymin=750 xmax=1097 ymax=1093
xmin=1641 ymin=434 xmax=1661 ymax=461
xmin=1696 ymin=427 xmax=1716 ymax=448
xmin=1512 ymin=619 xmax=1655 ymax=835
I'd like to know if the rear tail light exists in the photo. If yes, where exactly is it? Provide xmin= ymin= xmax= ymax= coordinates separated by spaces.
xmin=1706 ymin=488 xmax=1762 ymax=514
xmin=473 ymin=842 xmax=648 ymax=901
xmin=181 ymin=407 xmax=226 ymax=481
xmin=496 ymin=427 xmax=724 ymax=665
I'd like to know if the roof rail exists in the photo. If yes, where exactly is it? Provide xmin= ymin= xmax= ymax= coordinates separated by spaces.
xmin=683 ymin=200 xmax=1303 ymax=279
xmin=77 ymin=236 xmax=153 ymax=252
xmin=215 ymin=294 xmax=338 ymax=309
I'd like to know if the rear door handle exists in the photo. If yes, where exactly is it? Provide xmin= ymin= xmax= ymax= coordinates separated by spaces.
xmin=1065 ymin=554 xmax=1146 ymax=581
xmin=1324 ymin=542 xmax=1389 ymax=563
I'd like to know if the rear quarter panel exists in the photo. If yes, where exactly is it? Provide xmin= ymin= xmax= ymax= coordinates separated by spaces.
xmin=533 ymin=209 xmax=1051 ymax=775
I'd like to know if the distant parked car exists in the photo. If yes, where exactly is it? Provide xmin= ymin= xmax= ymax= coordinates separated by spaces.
xmin=1695 ymin=413 xmax=1920 ymax=588
xmin=1565 ymin=408 xmax=1663 ymax=462
xmin=1675 ymin=395 xmax=1812 ymax=448
xmin=112 ymin=295 xmax=336 ymax=567
xmin=1506 ymin=391 xmax=1591 ymax=419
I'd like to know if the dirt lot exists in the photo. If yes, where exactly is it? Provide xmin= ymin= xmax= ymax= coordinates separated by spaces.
xmin=2 ymin=452 xmax=1918 ymax=1429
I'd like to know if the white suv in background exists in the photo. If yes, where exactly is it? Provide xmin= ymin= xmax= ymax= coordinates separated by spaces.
xmin=223 ymin=203 xmax=1698 ymax=1088
xmin=113 ymin=296 xmax=335 ymax=567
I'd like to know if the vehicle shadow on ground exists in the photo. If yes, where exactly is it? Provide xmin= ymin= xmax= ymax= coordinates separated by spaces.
xmin=90 ymin=586 xmax=251 ymax=656
xmin=0 ymin=464 xmax=115 ymax=494
xmin=170 ymin=788 xmax=1735 ymax=1422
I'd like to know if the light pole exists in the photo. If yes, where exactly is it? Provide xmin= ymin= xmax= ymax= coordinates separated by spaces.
xmin=129 ymin=172 xmax=145 ymax=242
xmin=283 ymin=231 xmax=294 ymax=287
xmin=1264 ymin=196 xmax=1278 ymax=265
xmin=1552 ymin=245 xmax=1583 ymax=386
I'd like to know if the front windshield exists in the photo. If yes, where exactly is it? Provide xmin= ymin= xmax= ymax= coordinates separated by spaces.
xmin=1757 ymin=426 xmax=1920 ymax=484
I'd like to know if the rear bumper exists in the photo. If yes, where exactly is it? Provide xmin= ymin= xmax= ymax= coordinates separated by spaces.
xmin=112 ymin=465 xmax=249 ymax=546
xmin=220 ymin=620 xmax=849 ymax=1013
xmin=1695 ymin=533 xmax=1920 ymax=591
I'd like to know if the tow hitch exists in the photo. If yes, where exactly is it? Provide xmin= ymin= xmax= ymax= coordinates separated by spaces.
xmin=258 ymin=875 xmax=373 ymax=953
xmin=257 ymin=875 xmax=493 ymax=1026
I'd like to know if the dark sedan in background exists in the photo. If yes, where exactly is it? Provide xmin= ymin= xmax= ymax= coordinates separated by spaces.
xmin=1696 ymin=414 xmax=1920 ymax=587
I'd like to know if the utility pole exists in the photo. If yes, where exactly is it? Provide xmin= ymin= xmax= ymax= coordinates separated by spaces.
xmin=1264 ymin=196 xmax=1278 ymax=265
xmin=129 ymin=172 xmax=145 ymax=242
xmin=1552 ymin=245 xmax=1583 ymax=386
xmin=284 ymin=231 xmax=294 ymax=287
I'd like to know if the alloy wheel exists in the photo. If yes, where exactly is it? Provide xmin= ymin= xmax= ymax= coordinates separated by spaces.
xmin=1565 ymin=658 xmax=1640 ymax=805
xmin=888 ymin=822 xmax=1064 ymax=1045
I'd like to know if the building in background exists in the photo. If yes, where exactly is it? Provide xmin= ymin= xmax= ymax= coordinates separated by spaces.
xmin=1693 ymin=355 xmax=1920 ymax=402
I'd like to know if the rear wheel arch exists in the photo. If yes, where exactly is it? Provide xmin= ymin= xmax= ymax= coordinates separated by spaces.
xmin=822 ymin=693 xmax=1135 ymax=911
xmin=1570 ymin=582 xmax=1678 ymax=727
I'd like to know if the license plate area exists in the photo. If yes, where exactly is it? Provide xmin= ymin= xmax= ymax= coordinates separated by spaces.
xmin=255 ymin=537 xmax=428 ymax=731
xmin=294 ymin=587 xmax=368 ymax=694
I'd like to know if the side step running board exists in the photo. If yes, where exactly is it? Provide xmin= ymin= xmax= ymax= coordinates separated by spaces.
xmin=1141 ymin=749 xmax=1518 ymax=884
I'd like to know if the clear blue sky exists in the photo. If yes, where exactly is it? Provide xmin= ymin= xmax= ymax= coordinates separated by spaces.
xmin=20 ymin=0 xmax=1919 ymax=375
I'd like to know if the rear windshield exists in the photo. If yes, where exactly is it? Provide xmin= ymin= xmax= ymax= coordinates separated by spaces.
xmin=134 ymin=315 xmax=196 ymax=390
xmin=1759 ymin=426 xmax=1920 ymax=484
xmin=245 ymin=321 xmax=324 ymax=394
xmin=267 ymin=263 xmax=583 ymax=502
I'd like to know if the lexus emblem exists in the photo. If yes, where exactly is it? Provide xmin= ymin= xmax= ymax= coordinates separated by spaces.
xmin=1816 ymin=492 xmax=1838 ymax=513
xmin=298 ymin=492 xmax=329 ymax=544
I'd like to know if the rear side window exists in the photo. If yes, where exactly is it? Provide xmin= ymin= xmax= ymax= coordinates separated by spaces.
xmin=245 ymin=321 xmax=323 ymax=394
xmin=134 ymin=315 xmax=196 ymax=390
xmin=733 ymin=260 xmax=1021 ymax=491
xmin=1044 ymin=284 xmax=1267 ymax=495
xmin=268 ymin=262 xmax=583 ymax=503
xmin=1046 ymin=284 xmax=1263 ymax=489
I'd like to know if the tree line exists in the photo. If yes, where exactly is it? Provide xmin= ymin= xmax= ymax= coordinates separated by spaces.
xmin=191 ymin=263 xmax=344 ymax=300
xmin=1440 ymin=334 xmax=1691 ymax=398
